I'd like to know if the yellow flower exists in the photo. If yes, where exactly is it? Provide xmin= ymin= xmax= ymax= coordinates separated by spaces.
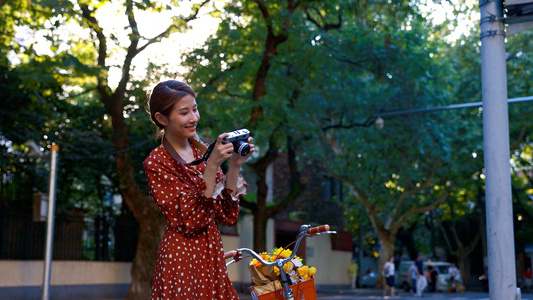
xmin=303 ymin=274 xmax=311 ymax=281
xmin=260 ymin=252 xmax=271 ymax=261
xmin=252 ymin=252 xmax=271 ymax=268
xmin=273 ymin=247 xmax=283 ymax=255
xmin=252 ymin=258 xmax=262 ymax=268
xmin=283 ymin=262 xmax=293 ymax=273
xmin=297 ymin=266 xmax=309 ymax=277
xmin=274 ymin=266 xmax=280 ymax=276
xmin=308 ymin=266 xmax=317 ymax=276
xmin=281 ymin=249 xmax=292 ymax=258
xmin=273 ymin=247 xmax=292 ymax=259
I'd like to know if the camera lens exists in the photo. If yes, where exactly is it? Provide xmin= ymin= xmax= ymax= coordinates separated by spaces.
xmin=233 ymin=140 xmax=250 ymax=156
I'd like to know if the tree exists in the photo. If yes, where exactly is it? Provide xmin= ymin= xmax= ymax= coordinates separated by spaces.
xmin=298 ymin=0 xmax=487 ymax=285
xmin=2 ymin=0 xmax=217 ymax=298
xmin=181 ymin=0 xmax=349 ymax=252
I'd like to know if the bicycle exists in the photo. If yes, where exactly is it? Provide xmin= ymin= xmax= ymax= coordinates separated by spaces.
xmin=224 ymin=224 xmax=336 ymax=300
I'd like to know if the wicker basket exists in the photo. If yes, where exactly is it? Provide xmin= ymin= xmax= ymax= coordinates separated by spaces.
xmin=250 ymin=277 xmax=316 ymax=300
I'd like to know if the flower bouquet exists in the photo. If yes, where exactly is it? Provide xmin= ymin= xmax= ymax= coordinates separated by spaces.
xmin=248 ymin=247 xmax=317 ymax=299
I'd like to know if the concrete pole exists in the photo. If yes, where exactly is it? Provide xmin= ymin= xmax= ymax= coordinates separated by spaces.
xmin=479 ymin=1 xmax=518 ymax=300
xmin=42 ymin=145 xmax=59 ymax=300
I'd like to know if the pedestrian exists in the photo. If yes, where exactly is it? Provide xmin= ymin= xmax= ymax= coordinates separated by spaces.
xmin=348 ymin=260 xmax=359 ymax=289
xmin=415 ymin=253 xmax=427 ymax=297
xmin=408 ymin=260 xmax=418 ymax=295
xmin=428 ymin=266 xmax=437 ymax=292
xmin=144 ymin=80 xmax=255 ymax=299
xmin=382 ymin=256 xmax=396 ymax=297
xmin=525 ymin=268 xmax=532 ymax=291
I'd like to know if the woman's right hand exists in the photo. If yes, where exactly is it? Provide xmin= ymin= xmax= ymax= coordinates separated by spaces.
xmin=206 ymin=133 xmax=234 ymax=167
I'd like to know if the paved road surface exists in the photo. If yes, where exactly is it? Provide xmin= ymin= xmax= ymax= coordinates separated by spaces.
xmin=237 ymin=288 xmax=533 ymax=300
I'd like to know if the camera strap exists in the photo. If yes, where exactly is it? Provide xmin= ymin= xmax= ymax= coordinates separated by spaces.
xmin=162 ymin=135 xmax=214 ymax=166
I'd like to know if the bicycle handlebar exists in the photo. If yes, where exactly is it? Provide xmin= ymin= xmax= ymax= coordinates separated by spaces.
xmin=224 ymin=249 xmax=240 ymax=260
xmin=224 ymin=224 xmax=335 ymax=300
xmin=224 ymin=224 xmax=335 ymax=266
xmin=306 ymin=224 xmax=330 ymax=236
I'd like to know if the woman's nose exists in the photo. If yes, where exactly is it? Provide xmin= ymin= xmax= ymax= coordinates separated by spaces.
xmin=191 ymin=112 xmax=199 ymax=122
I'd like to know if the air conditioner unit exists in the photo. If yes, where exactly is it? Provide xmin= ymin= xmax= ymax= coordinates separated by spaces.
xmin=33 ymin=193 xmax=48 ymax=222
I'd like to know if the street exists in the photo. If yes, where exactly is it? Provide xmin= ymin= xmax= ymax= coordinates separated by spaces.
xmin=237 ymin=289 xmax=533 ymax=300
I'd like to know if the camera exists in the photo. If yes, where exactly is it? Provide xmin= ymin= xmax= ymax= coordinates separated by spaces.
xmin=222 ymin=129 xmax=251 ymax=156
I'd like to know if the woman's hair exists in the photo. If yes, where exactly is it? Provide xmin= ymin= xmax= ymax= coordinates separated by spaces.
xmin=147 ymin=80 xmax=196 ymax=137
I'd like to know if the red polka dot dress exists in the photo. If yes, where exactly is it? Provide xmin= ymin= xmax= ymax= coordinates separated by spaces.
xmin=144 ymin=140 xmax=245 ymax=300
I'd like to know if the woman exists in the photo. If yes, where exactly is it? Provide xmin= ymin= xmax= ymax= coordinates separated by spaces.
xmin=382 ymin=256 xmax=396 ymax=297
xmin=144 ymin=80 xmax=254 ymax=299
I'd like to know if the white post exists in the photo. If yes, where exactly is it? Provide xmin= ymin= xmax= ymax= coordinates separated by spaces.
xmin=480 ymin=1 xmax=518 ymax=300
xmin=42 ymin=145 xmax=59 ymax=300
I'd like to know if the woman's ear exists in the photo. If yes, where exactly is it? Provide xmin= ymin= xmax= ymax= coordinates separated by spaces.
xmin=154 ymin=112 xmax=168 ymax=126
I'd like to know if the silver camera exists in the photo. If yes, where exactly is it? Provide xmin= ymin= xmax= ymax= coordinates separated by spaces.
xmin=222 ymin=129 xmax=251 ymax=156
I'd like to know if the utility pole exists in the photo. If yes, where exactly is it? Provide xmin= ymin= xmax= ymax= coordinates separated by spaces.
xmin=479 ymin=1 xmax=518 ymax=299
xmin=42 ymin=145 xmax=59 ymax=300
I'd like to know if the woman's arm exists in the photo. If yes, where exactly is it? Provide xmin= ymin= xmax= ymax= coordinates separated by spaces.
xmin=226 ymin=136 xmax=254 ymax=194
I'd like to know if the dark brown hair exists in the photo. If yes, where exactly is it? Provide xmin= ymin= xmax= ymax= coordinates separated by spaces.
xmin=147 ymin=80 xmax=196 ymax=137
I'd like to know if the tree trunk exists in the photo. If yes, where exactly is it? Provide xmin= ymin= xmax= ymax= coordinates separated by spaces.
xmin=253 ymin=209 xmax=269 ymax=252
xmin=107 ymin=95 xmax=166 ymax=299
xmin=376 ymin=230 xmax=395 ymax=289
xmin=126 ymin=208 xmax=164 ymax=300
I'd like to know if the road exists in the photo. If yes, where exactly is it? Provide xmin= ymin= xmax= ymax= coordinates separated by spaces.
xmin=238 ymin=289 xmax=533 ymax=300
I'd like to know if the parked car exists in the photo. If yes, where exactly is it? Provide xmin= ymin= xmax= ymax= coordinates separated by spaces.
xmin=360 ymin=270 xmax=399 ymax=288
xmin=360 ymin=271 xmax=378 ymax=288
xmin=397 ymin=260 xmax=452 ymax=292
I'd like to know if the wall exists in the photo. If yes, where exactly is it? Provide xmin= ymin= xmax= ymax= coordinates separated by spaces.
xmin=0 ymin=260 xmax=131 ymax=299
xmin=0 ymin=216 xmax=351 ymax=299
xmin=306 ymin=232 xmax=352 ymax=287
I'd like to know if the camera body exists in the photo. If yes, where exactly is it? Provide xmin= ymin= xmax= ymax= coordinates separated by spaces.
xmin=222 ymin=129 xmax=251 ymax=156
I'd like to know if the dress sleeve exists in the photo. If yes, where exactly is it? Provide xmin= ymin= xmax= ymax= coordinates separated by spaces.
xmin=210 ymin=170 xmax=247 ymax=226
xmin=144 ymin=148 xmax=246 ymax=235
xmin=144 ymin=153 xmax=216 ymax=236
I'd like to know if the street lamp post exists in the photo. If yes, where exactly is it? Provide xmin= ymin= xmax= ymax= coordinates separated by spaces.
xmin=42 ymin=145 xmax=59 ymax=300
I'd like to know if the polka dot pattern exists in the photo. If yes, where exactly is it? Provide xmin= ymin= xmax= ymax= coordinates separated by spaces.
xmin=144 ymin=144 xmax=245 ymax=299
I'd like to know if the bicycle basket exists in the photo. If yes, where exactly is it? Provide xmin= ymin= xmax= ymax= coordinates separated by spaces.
xmin=249 ymin=277 xmax=317 ymax=300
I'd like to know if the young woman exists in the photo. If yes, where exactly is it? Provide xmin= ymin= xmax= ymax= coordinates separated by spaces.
xmin=144 ymin=80 xmax=254 ymax=299
xmin=383 ymin=256 xmax=396 ymax=297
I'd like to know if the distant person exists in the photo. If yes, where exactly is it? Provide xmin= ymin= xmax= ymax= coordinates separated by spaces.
xmin=382 ymin=256 xmax=396 ymax=297
xmin=448 ymin=262 xmax=459 ymax=288
xmin=525 ymin=268 xmax=532 ymax=290
xmin=448 ymin=263 xmax=459 ymax=279
xmin=408 ymin=261 xmax=418 ymax=295
xmin=348 ymin=260 xmax=359 ymax=289
xmin=415 ymin=253 xmax=427 ymax=297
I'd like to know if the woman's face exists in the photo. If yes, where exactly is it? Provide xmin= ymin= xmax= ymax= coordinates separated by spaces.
xmin=160 ymin=94 xmax=200 ymax=140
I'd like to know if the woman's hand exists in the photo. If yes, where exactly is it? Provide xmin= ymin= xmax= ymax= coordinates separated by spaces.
xmin=206 ymin=133 xmax=234 ymax=167
xmin=229 ymin=136 xmax=255 ymax=167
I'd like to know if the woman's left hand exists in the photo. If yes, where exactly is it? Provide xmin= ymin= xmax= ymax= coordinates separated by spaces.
xmin=229 ymin=137 xmax=254 ymax=166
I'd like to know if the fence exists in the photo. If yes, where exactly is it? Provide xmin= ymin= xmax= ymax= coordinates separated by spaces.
xmin=0 ymin=208 xmax=138 ymax=261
